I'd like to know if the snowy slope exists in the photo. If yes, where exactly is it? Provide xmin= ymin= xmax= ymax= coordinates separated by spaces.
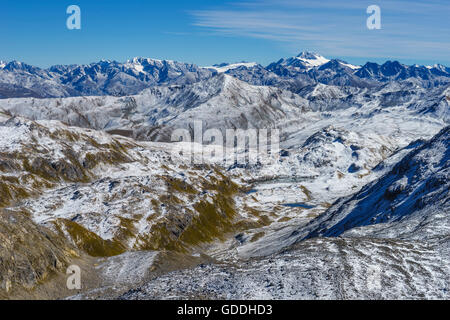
xmin=1 ymin=73 xmax=448 ymax=143
xmin=103 ymin=127 xmax=450 ymax=301
xmin=302 ymin=126 xmax=449 ymax=241
xmin=237 ymin=126 xmax=449 ymax=259
xmin=0 ymin=113 xmax=277 ymax=259
xmin=117 ymin=237 xmax=450 ymax=300
xmin=0 ymin=74 xmax=308 ymax=142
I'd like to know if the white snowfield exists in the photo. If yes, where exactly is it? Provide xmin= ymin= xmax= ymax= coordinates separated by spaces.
xmin=339 ymin=61 xmax=361 ymax=70
xmin=294 ymin=52 xmax=330 ymax=69
xmin=206 ymin=62 xmax=259 ymax=73
xmin=0 ymin=59 xmax=449 ymax=299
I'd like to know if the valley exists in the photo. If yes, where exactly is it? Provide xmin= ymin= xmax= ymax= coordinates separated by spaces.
xmin=0 ymin=51 xmax=449 ymax=300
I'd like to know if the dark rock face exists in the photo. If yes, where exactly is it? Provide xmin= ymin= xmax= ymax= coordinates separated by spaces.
xmin=0 ymin=210 xmax=78 ymax=297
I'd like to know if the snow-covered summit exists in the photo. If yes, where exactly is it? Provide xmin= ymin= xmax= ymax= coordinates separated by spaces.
xmin=295 ymin=51 xmax=330 ymax=69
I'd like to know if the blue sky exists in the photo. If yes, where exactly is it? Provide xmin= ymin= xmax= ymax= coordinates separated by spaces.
xmin=1 ymin=0 xmax=449 ymax=67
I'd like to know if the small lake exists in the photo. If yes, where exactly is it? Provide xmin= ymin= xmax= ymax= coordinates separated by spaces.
xmin=282 ymin=203 xmax=316 ymax=209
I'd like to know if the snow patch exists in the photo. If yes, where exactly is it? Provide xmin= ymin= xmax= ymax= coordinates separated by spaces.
xmin=206 ymin=62 xmax=258 ymax=73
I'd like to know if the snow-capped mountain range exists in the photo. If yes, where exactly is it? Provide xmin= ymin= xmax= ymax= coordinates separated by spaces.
xmin=1 ymin=52 xmax=449 ymax=99
xmin=0 ymin=58 xmax=215 ymax=99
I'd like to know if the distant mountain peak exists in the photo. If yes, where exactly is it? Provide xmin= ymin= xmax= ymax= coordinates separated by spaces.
xmin=432 ymin=64 xmax=447 ymax=72
xmin=293 ymin=51 xmax=330 ymax=69
xmin=6 ymin=60 xmax=23 ymax=67
xmin=296 ymin=51 xmax=319 ymax=58
xmin=382 ymin=60 xmax=403 ymax=67
xmin=127 ymin=57 xmax=178 ymax=65
xmin=3 ymin=60 xmax=42 ymax=73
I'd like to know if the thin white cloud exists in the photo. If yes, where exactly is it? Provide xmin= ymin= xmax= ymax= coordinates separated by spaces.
xmin=190 ymin=0 xmax=450 ymax=63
